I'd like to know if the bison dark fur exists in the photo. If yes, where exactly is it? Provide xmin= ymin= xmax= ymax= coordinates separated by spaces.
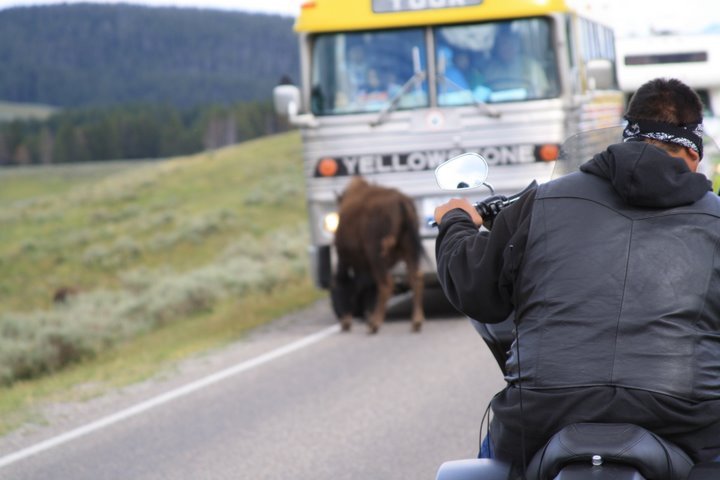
xmin=331 ymin=176 xmax=424 ymax=334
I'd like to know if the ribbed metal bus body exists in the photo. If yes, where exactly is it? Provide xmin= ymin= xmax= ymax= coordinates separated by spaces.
xmin=290 ymin=0 xmax=624 ymax=289
xmin=303 ymin=101 xmax=563 ymax=288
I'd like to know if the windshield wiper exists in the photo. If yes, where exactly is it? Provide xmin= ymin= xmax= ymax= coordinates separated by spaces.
xmin=437 ymin=74 xmax=501 ymax=119
xmin=370 ymin=70 xmax=427 ymax=127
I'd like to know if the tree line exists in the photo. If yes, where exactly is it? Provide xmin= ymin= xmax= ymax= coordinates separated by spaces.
xmin=0 ymin=4 xmax=299 ymax=108
xmin=0 ymin=102 xmax=289 ymax=166
xmin=0 ymin=4 xmax=299 ymax=165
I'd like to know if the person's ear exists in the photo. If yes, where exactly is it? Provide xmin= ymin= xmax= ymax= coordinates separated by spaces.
xmin=683 ymin=147 xmax=701 ymax=172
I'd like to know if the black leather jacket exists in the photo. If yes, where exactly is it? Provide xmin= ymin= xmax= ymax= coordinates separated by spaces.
xmin=435 ymin=141 xmax=720 ymax=461
xmin=509 ymin=161 xmax=720 ymax=400
xmin=438 ymin=141 xmax=720 ymax=399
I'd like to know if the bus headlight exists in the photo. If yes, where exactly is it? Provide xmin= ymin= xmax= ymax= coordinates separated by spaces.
xmin=323 ymin=212 xmax=339 ymax=233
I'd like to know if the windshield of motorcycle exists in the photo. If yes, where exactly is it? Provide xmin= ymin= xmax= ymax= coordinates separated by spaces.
xmin=552 ymin=125 xmax=720 ymax=187
xmin=552 ymin=126 xmax=623 ymax=179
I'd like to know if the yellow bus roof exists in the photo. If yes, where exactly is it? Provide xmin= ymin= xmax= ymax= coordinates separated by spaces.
xmin=295 ymin=0 xmax=575 ymax=33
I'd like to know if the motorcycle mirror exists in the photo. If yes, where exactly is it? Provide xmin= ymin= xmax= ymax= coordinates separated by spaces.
xmin=434 ymin=152 xmax=493 ymax=192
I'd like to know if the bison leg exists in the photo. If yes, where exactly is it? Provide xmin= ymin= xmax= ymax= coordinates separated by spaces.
xmin=402 ymin=247 xmax=425 ymax=332
xmin=330 ymin=262 xmax=356 ymax=332
xmin=367 ymin=272 xmax=393 ymax=334
xmin=408 ymin=267 xmax=424 ymax=332
xmin=340 ymin=314 xmax=352 ymax=332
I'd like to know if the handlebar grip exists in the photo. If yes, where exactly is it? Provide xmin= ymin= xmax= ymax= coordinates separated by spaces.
xmin=433 ymin=181 xmax=537 ymax=230
xmin=475 ymin=196 xmax=507 ymax=217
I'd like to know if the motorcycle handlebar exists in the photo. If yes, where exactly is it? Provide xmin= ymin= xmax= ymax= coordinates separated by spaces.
xmin=429 ymin=180 xmax=537 ymax=229
xmin=472 ymin=180 xmax=537 ymax=229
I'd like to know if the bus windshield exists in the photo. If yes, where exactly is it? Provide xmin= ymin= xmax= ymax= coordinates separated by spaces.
xmin=310 ymin=18 xmax=560 ymax=116
xmin=436 ymin=18 xmax=560 ymax=105
xmin=311 ymin=28 xmax=429 ymax=115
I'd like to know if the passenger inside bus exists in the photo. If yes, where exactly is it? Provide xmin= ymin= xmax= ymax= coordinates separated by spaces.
xmin=356 ymin=68 xmax=394 ymax=106
xmin=341 ymin=44 xmax=371 ymax=104
xmin=437 ymin=45 xmax=475 ymax=105
xmin=332 ymin=36 xmax=427 ymax=113
xmin=454 ymin=50 xmax=485 ymax=90
xmin=438 ymin=46 xmax=470 ymax=91
xmin=335 ymin=44 xmax=370 ymax=108
xmin=482 ymin=29 xmax=550 ymax=100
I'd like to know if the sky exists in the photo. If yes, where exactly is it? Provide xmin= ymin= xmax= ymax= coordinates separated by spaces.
xmin=0 ymin=0 xmax=718 ymax=37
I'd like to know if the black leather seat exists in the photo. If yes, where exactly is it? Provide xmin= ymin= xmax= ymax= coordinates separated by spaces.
xmin=526 ymin=423 xmax=694 ymax=480
xmin=688 ymin=462 xmax=720 ymax=479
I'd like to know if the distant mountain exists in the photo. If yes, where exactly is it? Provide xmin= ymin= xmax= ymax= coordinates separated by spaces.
xmin=0 ymin=4 xmax=300 ymax=108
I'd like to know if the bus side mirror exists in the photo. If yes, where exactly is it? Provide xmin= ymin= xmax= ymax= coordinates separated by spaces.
xmin=273 ymin=84 xmax=301 ymax=117
xmin=272 ymin=84 xmax=319 ymax=128
xmin=586 ymin=59 xmax=615 ymax=91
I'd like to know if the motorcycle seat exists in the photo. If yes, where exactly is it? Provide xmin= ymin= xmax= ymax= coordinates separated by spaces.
xmin=687 ymin=462 xmax=720 ymax=479
xmin=526 ymin=423 xmax=694 ymax=480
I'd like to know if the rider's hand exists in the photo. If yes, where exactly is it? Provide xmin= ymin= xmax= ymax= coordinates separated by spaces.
xmin=434 ymin=198 xmax=483 ymax=228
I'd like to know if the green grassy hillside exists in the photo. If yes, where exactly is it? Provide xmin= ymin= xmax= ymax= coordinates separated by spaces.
xmin=0 ymin=131 xmax=326 ymax=434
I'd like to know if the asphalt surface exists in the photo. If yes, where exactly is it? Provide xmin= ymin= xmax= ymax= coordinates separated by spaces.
xmin=0 ymin=291 xmax=506 ymax=480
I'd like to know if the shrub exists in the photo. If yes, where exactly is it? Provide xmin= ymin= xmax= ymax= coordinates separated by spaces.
xmin=0 ymin=223 xmax=311 ymax=386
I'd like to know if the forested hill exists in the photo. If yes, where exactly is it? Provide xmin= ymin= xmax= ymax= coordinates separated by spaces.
xmin=0 ymin=4 xmax=299 ymax=108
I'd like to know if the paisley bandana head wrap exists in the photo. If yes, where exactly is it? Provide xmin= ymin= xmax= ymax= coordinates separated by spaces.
xmin=623 ymin=116 xmax=704 ymax=159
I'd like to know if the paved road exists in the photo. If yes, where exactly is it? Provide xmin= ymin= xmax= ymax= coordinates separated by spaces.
xmin=0 ymin=293 xmax=506 ymax=480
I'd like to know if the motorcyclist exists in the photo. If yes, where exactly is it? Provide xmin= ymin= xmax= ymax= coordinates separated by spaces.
xmin=433 ymin=77 xmax=720 ymax=469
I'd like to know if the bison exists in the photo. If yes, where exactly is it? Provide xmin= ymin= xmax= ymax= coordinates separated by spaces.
xmin=330 ymin=176 xmax=425 ymax=334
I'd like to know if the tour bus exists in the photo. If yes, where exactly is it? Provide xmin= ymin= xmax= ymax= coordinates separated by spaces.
xmin=274 ymin=0 xmax=624 ymax=290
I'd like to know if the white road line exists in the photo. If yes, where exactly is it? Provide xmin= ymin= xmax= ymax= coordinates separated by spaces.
xmin=0 ymin=324 xmax=341 ymax=469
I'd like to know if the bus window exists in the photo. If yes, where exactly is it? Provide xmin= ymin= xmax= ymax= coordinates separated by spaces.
xmin=310 ymin=29 xmax=428 ymax=115
xmin=435 ymin=18 xmax=559 ymax=106
xmin=565 ymin=16 xmax=580 ymax=94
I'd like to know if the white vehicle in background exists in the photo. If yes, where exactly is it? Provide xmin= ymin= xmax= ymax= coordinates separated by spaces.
xmin=275 ymin=0 xmax=624 ymax=291
xmin=615 ymin=32 xmax=720 ymax=179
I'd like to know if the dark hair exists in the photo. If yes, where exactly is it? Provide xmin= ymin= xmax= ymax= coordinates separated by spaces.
xmin=625 ymin=78 xmax=703 ymax=126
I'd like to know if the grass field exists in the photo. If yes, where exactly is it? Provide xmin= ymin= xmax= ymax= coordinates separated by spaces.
xmin=0 ymin=131 xmax=326 ymax=435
